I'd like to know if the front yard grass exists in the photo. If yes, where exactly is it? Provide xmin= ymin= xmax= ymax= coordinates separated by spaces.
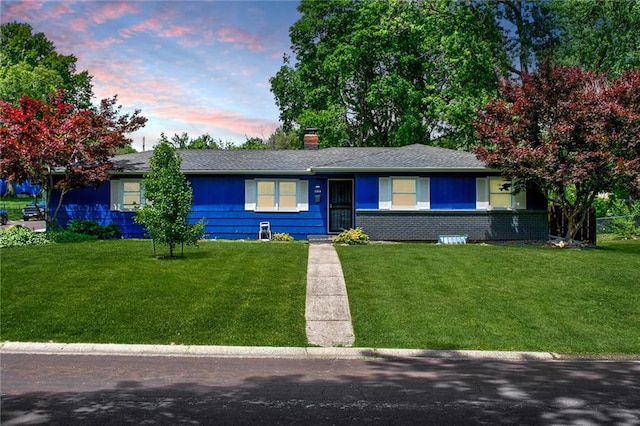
xmin=1 ymin=240 xmax=308 ymax=346
xmin=336 ymin=239 xmax=640 ymax=354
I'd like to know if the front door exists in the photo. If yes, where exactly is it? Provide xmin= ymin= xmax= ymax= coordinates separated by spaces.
xmin=329 ymin=180 xmax=353 ymax=233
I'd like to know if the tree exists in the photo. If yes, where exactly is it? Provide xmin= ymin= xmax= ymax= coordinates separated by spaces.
xmin=270 ymin=0 xmax=508 ymax=149
xmin=134 ymin=135 xmax=204 ymax=257
xmin=0 ymin=91 xmax=147 ymax=226
xmin=1 ymin=22 xmax=93 ymax=107
xmin=490 ymin=0 xmax=556 ymax=78
xmin=474 ymin=63 xmax=640 ymax=241
xmin=545 ymin=0 xmax=640 ymax=78
xmin=267 ymin=126 xmax=300 ymax=149
xmin=238 ymin=137 xmax=268 ymax=150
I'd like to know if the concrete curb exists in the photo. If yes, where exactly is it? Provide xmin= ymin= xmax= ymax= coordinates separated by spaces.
xmin=3 ymin=342 xmax=638 ymax=361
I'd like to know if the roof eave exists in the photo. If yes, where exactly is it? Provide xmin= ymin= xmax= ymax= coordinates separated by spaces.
xmin=110 ymin=169 xmax=316 ymax=175
xmin=311 ymin=167 xmax=492 ymax=173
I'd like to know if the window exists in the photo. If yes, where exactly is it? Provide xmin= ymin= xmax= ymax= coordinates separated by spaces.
xmin=392 ymin=179 xmax=417 ymax=208
xmin=110 ymin=179 xmax=145 ymax=211
xmin=245 ymin=179 xmax=309 ymax=212
xmin=379 ymin=177 xmax=429 ymax=210
xmin=476 ymin=178 xmax=526 ymax=210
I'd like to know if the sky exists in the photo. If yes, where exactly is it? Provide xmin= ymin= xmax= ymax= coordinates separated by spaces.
xmin=1 ymin=0 xmax=302 ymax=150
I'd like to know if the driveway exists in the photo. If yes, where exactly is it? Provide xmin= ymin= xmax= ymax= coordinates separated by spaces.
xmin=0 ymin=220 xmax=46 ymax=231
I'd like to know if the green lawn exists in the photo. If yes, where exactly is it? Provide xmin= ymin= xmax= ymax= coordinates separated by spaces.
xmin=1 ymin=240 xmax=308 ymax=346
xmin=0 ymin=196 xmax=33 ymax=221
xmin=2 ymin=237 xmax=639 ymax=353
xmin=336 ymin=240 xmax=640 ymax=354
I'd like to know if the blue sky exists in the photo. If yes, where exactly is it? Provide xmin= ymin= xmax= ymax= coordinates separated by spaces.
xmin=1 ymin=0 xmax=302 ymax=150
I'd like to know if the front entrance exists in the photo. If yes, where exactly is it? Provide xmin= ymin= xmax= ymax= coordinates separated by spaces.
xmin=328 ymin=179 xmax=353 ymax=233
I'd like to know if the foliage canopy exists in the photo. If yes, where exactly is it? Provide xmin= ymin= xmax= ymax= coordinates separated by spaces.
xmin=0 ymin=22 xmax=93 ymax=107
xmin=474 ymin=63 xmax=640 ymax=241
xmin=0 ymin=91 xmax=147 ymax=226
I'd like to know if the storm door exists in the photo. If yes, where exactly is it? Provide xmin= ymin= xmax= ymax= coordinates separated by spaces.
xmin=328 ymin=179 xmax=353 ymax=233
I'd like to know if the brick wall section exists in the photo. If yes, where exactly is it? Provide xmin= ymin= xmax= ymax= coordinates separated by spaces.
xmin=356 ymin=210 xmax=549 ymax=241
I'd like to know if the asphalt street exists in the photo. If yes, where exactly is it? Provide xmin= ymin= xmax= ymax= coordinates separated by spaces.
xmin=2 ymin=353 xmax=639 ymax=425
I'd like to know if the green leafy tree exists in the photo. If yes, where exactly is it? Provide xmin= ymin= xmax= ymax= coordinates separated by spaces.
xmin=271 ymin=0 xmax=508 ymax=149
xmin=0 ymin=22 xmax=93 ymax=107
xmin=238 ymin=137 xmax=268 ymax=150
xmin=545 ymin=0 xmax=640 ymax=78
xmin=267 ymin=126 xmax=300 ymax=149
xmin=134 ymin=135 xmax=204 ymax=257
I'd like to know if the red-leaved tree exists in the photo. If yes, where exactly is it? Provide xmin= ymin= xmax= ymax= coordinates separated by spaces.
xmin=0 ymin=91 xmax=147 ymax=226
xmin=474 ymin=63 xmax=640 ymax=241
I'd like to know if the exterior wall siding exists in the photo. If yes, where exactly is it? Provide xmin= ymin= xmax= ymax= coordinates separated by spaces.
xmin=53 ymin=171 xmax=550 ymax=242
xmin=356 ymin=209 xmax=549 ymax=241
xmin=53 ymin=175 xmax=329 ymax=240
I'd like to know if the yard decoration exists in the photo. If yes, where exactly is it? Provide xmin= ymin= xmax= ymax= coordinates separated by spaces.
xmin=474 ymin=63 xmax=640 ymax=242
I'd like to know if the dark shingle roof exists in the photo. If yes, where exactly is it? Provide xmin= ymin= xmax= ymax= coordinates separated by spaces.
xmin=111 ymin=144 xmax=487 ymax=174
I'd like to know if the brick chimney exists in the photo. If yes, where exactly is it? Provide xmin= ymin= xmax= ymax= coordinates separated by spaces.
xmin=303 ymin=128 xmax=319 ymax=150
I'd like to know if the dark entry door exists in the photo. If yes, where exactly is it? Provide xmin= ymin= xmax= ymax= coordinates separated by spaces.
xmin=329 ymin=180 xmax=353 ymax=233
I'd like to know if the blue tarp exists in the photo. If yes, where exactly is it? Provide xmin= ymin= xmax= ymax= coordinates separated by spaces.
xmin=0 ymin=179 xmax=42 ymax=196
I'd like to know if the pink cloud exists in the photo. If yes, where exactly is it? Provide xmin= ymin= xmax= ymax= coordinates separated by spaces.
xmin=90 ymin=2 xmax=139 ymax=24
xmin=119 ymin=17 xmax=163 ymax=39
xmin=162 ymin=24 xmax=193 ymax=38
xmin=1 ymin=1 xmax=45 ymax=21
xmin=71 ymin=16 xmax=88 ymax=31
xmin=216 ymin=27 xmax=265 ymax=52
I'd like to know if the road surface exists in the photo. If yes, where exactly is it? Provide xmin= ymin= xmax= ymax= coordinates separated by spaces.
xmin=2 ymin=353 xmax=639 ymax=425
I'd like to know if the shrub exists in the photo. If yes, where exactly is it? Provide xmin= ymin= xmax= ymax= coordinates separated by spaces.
xmin=0 ymin=226 xmax=52 ymax=248
xmin=48 ymin=230 xmax=98 ymax=243
xmin=333 ymin=227 xmax=370 ymax=245
xmin=272 ymin=232 xmax=294 ymax=242
xmin=66 ymin=219 xmax=122 ymax=239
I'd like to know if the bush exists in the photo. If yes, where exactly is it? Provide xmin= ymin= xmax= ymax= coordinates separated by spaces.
xmin=48 ymin=230 xmax=98 ymax=243
xmin=600 ymin=197 xmax=640 ymax=238
xmin=66 ymin=219 xmax=121 ymax=239
xmin=272 ymin=232 xmax=294 ymax=242
xmin=0 ymin=226 xmax=51 ymax=248
xmin=333 ymin=227 xmax=370 ymax=245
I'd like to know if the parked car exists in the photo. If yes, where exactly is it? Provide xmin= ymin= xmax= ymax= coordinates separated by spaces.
xmin=0 ymin=208 xmax=7 ymax=225
xmin=22 ymin=200 xmax=46 ymax=221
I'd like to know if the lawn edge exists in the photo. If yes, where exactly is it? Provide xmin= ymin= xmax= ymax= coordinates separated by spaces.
xmin=2 ymin=342 xmax=639 ymax=362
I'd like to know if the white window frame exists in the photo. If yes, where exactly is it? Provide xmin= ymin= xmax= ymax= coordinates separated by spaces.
xmin=245 ymin=179 xmax=309 ymax=212
xmin=379 ymin=177 xmax=430 ymax=210
xmin=110 ymin=179 xmax=145 ymax=212
xmin=476 ymin=177 xmax=526 ymax=210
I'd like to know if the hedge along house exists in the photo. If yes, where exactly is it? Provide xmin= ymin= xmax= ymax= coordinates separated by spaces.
xmin=52 ymin=131 xmax=549 ymax=241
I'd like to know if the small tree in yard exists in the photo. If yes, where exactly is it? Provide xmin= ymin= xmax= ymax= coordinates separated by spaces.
xmin=474 ymin=63 xmax=640 ymax=242
xmin=0 ymin=91 xmax=147 ymax=227
xmin=134 ymin=136 xmax=204 ymax=257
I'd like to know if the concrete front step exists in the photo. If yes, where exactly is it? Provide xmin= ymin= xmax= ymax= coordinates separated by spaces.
xmin=307 ymin=235 xmax=335 ymax=244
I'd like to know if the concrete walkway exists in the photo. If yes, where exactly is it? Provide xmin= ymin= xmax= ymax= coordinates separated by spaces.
xmin=305 ymin=243 xmax=355 ymax=347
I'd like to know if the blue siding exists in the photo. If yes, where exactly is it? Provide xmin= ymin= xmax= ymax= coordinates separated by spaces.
xmin=430 ymin=176 xmax=476 ymax=209
xmin=52 ymin=182 xmax=147 ymax=238
xmin=54 ymin=171 xmax=547 ymax=241
xmin=354 ymin=174 xmax=378 ymax=210
xmin=189 ymin=175 xmax=328 ymax=240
